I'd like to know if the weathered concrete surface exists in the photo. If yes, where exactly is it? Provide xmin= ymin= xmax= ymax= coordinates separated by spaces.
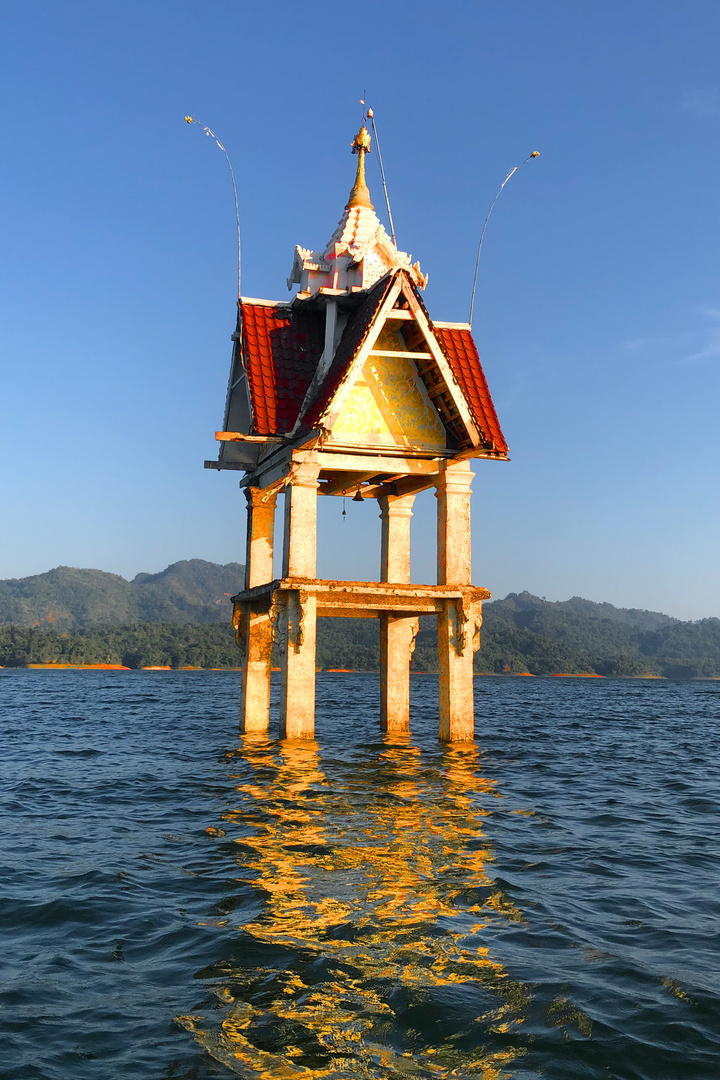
xmin=380 ymin=613 xmax=419 ymax=734
xmin=239 ymin=489 xmax=277 ymax=734
xmin=438 ymin=599 xmax=475 ymax=742
xmin=282 ymin=459 xmax=320 ymax=579
xmin=379 ymin=494 xmax=416 ymax=732
xmin=436 ymin=461 xmax=474 ymax=586
xmin=244 ymin=487 xmax=276 ymax=588
xmin=234 ymin=447 xmax=485 ymax=743
xmin=279 ymin=590 xmax=317 ymax=739
xmin=279 ymin=461 xmax=321 ymax=737
xmin=238 ymin=604 xmax=274 ymax=734
xmin=233 ymin=578 xmax=489 ymax=610
xmin=379 ymin=494 xmax=415 ymax=583
xmin=436 ymin=463 xmax=475 ymax=741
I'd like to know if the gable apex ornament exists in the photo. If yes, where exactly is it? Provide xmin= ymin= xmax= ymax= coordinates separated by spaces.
xmin=287 ymin=125 xmax=427 ymax=295
xmin=346 ymin=125 xmax=374 ymax=210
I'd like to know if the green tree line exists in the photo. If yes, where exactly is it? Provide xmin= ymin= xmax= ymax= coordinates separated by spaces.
xmin=2 ymin=593 xmax=720 ymax=677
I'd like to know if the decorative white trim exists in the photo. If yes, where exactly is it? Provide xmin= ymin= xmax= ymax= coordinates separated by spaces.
xmin=239 ymin=296 xmax=287 ymax=307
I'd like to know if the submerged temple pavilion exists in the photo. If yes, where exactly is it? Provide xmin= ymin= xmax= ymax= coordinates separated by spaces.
xmin=206 ymin=123 xmax=508 ymax=741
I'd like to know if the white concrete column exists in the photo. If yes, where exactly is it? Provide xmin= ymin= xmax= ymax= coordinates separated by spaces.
xmin=380 ymin=614 xmax=419 ymax=734
xmin=282 ymin=459 xmax=321 ymax=579
xmin=244 ymin=487 xmax=276 ymax=589
xmin=238 ymin=602 xmax=274 ymax=734
xmin=279 ymin=590 xmax=317 ymax=740
xmin=435 ymin=463 xmax=475 ymax=742
xmin=378 ymin=494 xmax=416 ymax=734
xmin=437 ymin=600 xmax=475 ymax=742
xmin=436 ymin=461 xmax=474 ymax=586
xmin=379 ymin=493 xmax=415 ymax=584
xmin=279 ymin=459 xmax=320 ymax=739
xmin=239 ymin=488 xmax=277 ymax=734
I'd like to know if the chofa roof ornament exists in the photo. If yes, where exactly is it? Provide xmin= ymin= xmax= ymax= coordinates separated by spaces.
xmin=347 ymin=125 xmax=374 ymax=210
xmin=287 ymin=123 xmax=427 ymax=295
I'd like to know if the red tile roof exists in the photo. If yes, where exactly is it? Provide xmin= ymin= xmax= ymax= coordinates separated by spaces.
xmin=238 ymin=272 xmax=507 ymax=458
xmin=241 ymin=302 xmax=323 ymax=435
xmin=433 ymin=326 xmax=508 ymax=456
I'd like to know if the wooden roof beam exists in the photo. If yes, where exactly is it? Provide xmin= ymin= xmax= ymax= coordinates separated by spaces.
xmin=360 ymin=474 xmax=438 ymax=500
xmin=368 ymin=350 xmax=432 ymax=360
xmin=320 ymin=471 xmax=380 ymax=497
xmin=216 ymin=431 xmax=286 ymax=445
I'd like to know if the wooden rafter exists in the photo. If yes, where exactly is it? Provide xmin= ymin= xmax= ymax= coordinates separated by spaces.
xmin=320 ymin=471 xmax=380 ymax=497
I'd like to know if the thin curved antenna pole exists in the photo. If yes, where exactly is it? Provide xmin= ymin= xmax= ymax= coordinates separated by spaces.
xmin=469 ymin=151 xmax=539 ymax=328
xmin=367 ymin=109 xmax=397 ymax=247
xmin=185 ymin=116 xmax=242 ymax=299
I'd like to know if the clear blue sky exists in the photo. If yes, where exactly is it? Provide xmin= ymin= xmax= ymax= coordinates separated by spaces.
xmin=1 ymin=0 xmax=719 ymax=618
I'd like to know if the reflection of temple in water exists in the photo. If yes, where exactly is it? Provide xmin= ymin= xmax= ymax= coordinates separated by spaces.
xmin=178 ymin=737 xmax=529 ymax=1078
xmin=206 ymin=120 xmax=509 ymax=742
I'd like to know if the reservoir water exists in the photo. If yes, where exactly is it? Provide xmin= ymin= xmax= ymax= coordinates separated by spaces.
xmin=1 ymin=671 xmax=718 ymax=1079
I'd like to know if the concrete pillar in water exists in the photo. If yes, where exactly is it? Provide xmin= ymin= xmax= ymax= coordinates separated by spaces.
xmin=378 ymin=494 xmax=417 ymax=734
xmin=279 ymin=459 xmax=320 ymax=739
xmin=435 ymin=462 xmax=475 ymax=742
xmin=239 ymin=487 xmax=276 ymax=734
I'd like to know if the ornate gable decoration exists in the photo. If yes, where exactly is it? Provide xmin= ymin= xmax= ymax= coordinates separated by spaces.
xmin=211 ymin=124 xmax=508 ymax=473
xmin=287 ymin=126 xmax=428 ymax=296
xmin=297 ymin=270 xmax=508 ymax=459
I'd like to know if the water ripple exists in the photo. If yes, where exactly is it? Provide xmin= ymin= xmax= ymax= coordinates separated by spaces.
xmin=0 ymin=672 xmax=718 ymax=1078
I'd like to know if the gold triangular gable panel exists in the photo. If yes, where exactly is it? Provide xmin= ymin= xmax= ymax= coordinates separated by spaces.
xmin=328 ymin=320 xmax=447 ymax=450
xmin=396 ymin=276 xmax=481 ymax=446
xmin=321 ymin=271 xmax=479 ymax=449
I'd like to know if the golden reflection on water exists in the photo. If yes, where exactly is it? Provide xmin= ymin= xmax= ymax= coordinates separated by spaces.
xmin=178 ymin=735 xmax=529 ymax=1078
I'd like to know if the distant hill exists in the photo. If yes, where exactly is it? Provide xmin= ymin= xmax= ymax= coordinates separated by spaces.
xmin=2 ymin=569 xmax=719 ymax=676
xmin=468 ymin=591 xmax=696 ymax=676
xmin=410 ymin=591 xmax=717 ymax=677
xmin=0 ymin=560 xmax=245 ymax=630
xmin=501 ymin=591 xmax=677 ymax=631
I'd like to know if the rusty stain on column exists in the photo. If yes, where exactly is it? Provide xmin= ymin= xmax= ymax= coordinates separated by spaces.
xmin=378 ymin=494 xmax=417 ymax=734
xmin=435 ymin=462 xmax=475 ymax=742
xmin=280 ymin=459 xmax=320 ymax=739
xmin=239 ymin=488 xmax=277 ymax=734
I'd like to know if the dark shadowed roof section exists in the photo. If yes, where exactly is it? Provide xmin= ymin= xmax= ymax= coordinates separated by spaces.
xmin=299 ymin=273 xmax=397 ymax=433
xmin=241 ymin=302 xmax=324 ymax=435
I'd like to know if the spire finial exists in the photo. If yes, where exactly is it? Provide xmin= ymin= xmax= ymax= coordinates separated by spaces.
xmin=346 ymin=125 xmax=374 ymax=210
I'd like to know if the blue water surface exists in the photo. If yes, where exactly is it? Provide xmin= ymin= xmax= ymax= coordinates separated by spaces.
xmin=0 ymin=671 xmax=718 ymax=1079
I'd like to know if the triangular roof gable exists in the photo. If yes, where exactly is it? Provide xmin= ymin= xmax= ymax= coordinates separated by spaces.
xmin=401 ymin=278 xmax=508 ymax=457
xmin=300 ymin=272 xmax=398 ymax=433
xmin=298 ymin=271 xmax=507 ymax=457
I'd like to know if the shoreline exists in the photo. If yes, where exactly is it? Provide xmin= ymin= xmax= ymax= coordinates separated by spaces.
xmin=6 ymin=665 xmax=720 ymax=681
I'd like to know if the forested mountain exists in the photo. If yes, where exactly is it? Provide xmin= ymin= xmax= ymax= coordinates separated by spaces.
xmin=471 ymin=592 xmax=717 ymax=678
xmin=1 ymin=567 xmax=718 ymax=676
xmin=502 ymin=592 xmax=677 ymax=631
xmin=0 ymin=560 xmax=245 ymax=629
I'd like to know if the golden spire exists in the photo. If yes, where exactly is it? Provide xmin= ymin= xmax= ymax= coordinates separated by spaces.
xmin=346 ymin=125 xmax=374 ymax=210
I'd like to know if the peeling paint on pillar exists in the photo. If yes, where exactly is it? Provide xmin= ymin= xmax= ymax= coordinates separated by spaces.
xmin=279 ymin=460 xmax=320 ymax=737
xmin=379 ymin=494 xmax=416 ymax=734
xmin=436 ymin=463 xmax=476 ymax=742
xmin=239 ymin=489 xmax=277 ymax=734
